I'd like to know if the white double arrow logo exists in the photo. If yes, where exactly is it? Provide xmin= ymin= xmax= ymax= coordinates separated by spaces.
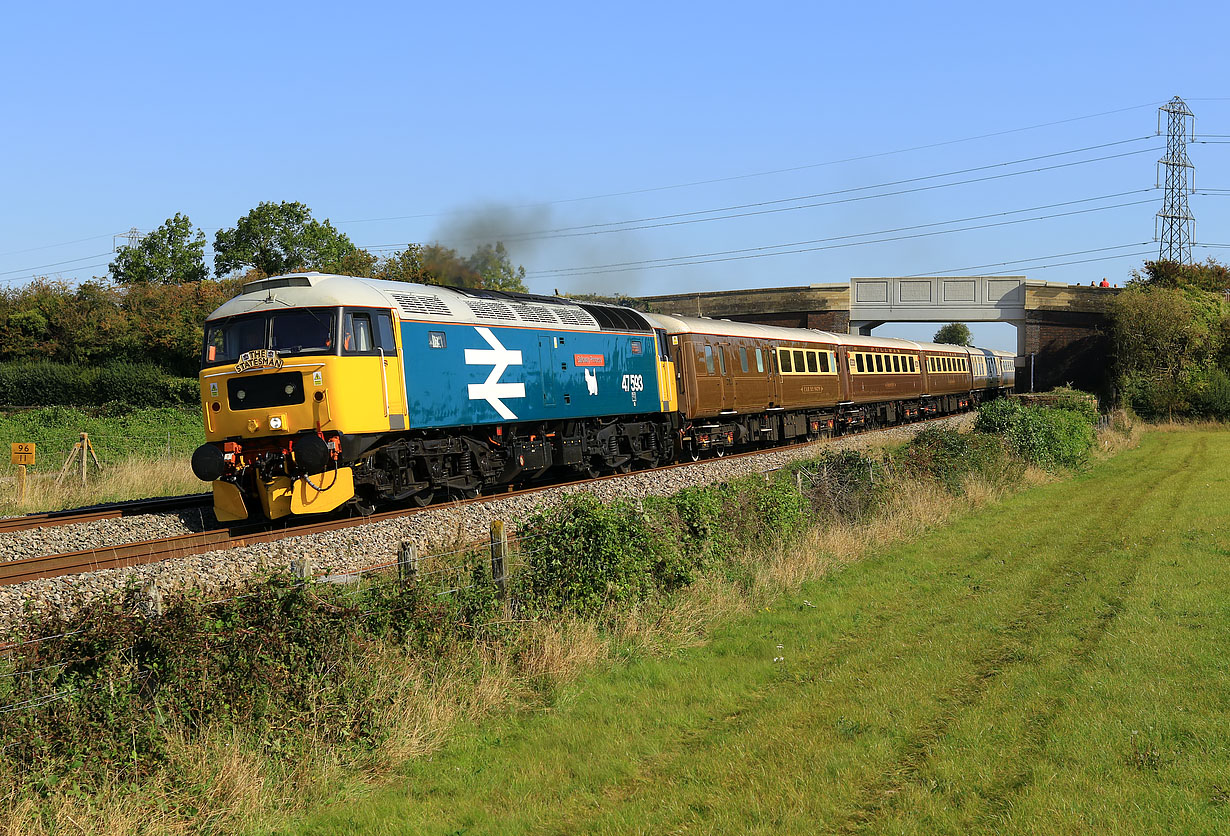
xmin=465 ymin=327 xmax=526 ymax=420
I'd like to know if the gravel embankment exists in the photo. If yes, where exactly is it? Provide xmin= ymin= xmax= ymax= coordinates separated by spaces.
xmin=0 ymin=414 xmax=972 ymax=629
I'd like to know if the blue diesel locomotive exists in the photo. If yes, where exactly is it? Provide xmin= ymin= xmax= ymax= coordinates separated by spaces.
xmin=191 ymin=273 xmax=678 ymax=521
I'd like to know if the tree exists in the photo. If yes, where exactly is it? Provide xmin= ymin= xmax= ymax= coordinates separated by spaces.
xmin=467 ymin=242 xmax=528 ymax=292
xmin=373 ymin=241 xmax=528 ymax=292
xmin=933 ymin=323 xmax=972 ymax=346
xmin=109 ymin=214 xmax=208 ymax=285
xmin=213 ymin=201 xmax=359 ymax=278
xmin=1129 ymin=258 xmax=1230 ymax=293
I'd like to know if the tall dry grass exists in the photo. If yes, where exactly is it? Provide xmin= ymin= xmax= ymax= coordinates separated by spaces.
xmin=0 ymin=456 xmax=202 ymax=517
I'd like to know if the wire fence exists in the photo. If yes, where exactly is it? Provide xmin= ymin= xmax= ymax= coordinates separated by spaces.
xmin=0 ymin=523 xmax=547 ymax=716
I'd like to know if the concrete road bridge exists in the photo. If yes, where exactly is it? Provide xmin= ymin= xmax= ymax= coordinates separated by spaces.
xmin=638 ymin=277 xmax=1118 ymax=392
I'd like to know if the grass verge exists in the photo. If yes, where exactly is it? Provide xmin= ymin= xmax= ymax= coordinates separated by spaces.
xmin=282 ymin=424 xmax=1227 ymax=836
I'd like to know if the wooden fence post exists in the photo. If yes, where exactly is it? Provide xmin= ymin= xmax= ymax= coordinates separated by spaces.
xmin=490 ymin=520 xmax=507 ymax=599
xmin=291 ymin=558 xmax=312 ymax=582
xmin=398 ymin=541 xmax=418 ymax=583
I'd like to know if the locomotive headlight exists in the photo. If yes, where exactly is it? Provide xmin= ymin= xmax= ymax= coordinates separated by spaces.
xmin=269 ymin=416 xmax=284 ymax=430
xmin=236 ymin=389 xmax=246 ymax=401
xmin=284 ymin=384 xmax=295 ymax=396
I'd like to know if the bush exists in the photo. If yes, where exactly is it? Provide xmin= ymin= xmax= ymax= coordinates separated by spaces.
xmin=1191 ymin=368 xmax=1230 ymax=419
xmin=520 ymin=473 xmax=812 ymax=617
xmin=975 ymin=399 xmax=1094 ymax=470
xmin=518 ymin=494 xmax=670 ymax=616
xmin=899 ymin=427 xmax=1016 ymax=494
xmin=790 ymin=449 xmax=888 ymax=521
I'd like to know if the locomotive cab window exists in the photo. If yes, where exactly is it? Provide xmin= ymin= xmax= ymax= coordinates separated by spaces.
xmin=342 ymin=309 xmax=398 ymax=356
xmin=202 ymin=307 xmax=338 ymax=367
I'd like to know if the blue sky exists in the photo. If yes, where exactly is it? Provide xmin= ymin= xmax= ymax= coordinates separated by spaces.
xmin=2 ymin=1 xmax=1227 ymax=351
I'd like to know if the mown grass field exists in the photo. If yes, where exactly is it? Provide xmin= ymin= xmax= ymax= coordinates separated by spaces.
xmin=281 ymin=427 xmax=1230 ymax=835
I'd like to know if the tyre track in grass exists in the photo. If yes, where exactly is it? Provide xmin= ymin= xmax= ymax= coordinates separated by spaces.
xmin=972 ymin=432 xmax=1205 ymax=825
xmin=837 ymin=434 xmax=1198 ymax=833
xmin=549 ymin=451 xmax=1161 ymax=833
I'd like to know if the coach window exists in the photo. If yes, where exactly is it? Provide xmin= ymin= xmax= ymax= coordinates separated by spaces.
xmin=739 ymin=347 xmax=749 ymax=373
xmin=779 ymin=349 xmax=793 ymax=373
xmin=874 ymin=355 xmax=883 ymax=373
xmin=755 ymin=348 xmax=764 ymax=373
xmin=856 ymin=354 xmax=864 ymax=373
xmin=718 ymin=346 xmax=727 ymax=375
xmin=891 ymin=355 xmax=899 ymax=373
xmin=793 ymin=349 xmax=805 ymax=372
xmin=704 ymin=345 xmax=716 ymax=375
xmin=818 ymin=352 xmax=829 ymax=373
xmin=806 ymin=351 xmax=818 ymax=373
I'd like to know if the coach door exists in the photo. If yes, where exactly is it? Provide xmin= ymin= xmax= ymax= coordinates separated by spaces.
xmin=733 ymin=342 xmax=768 ymax=412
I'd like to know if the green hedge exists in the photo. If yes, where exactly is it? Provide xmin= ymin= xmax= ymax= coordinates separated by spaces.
xmin=975 ymin=397 xmax=1096 ymax=470
xmin=0 ymin=362 xmax=197 ymax=408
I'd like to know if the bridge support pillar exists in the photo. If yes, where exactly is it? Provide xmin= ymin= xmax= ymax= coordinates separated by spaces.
xmin=848 ymin=320 xmax=885 ymax=336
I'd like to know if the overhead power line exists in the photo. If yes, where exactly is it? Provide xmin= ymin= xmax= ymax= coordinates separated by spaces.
xmin=0 ymin=233 xmax=120 ymax=259
xmin=336 ymin=101 xmax=1166 ymax=225
xmin=527 ymin=195 xmax=1156 ymax=279
xmin=528 ymin=191 xmax=1154 ymax=277
xmin=358 ymin=143 xmax=1162 ymax=254
xmin=0 ymin=252 xmax=113 ymax=279
xmin=473 ymin=137 xmax=1158 ymax=243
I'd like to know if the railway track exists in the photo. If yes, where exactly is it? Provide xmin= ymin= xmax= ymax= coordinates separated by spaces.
xmin=0 ymin=493 xmax=212 ymax=535
xmin=0 ymin=414 xmax=966 ymax=587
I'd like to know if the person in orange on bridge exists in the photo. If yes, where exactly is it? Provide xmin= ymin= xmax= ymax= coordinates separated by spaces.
xmin=1099 ymin=277 xmax=1111 ymax=288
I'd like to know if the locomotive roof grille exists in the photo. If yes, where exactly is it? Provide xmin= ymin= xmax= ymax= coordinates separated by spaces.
xmin=390 ymin=292 xmax=454 ymax=318
xmin=553 ymin=307 xmax=600 ymax=327
xmin=464 ymin=299 xmax=518 ymax=321
xmin=506 ymin=302 xmax=559 ymax=324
